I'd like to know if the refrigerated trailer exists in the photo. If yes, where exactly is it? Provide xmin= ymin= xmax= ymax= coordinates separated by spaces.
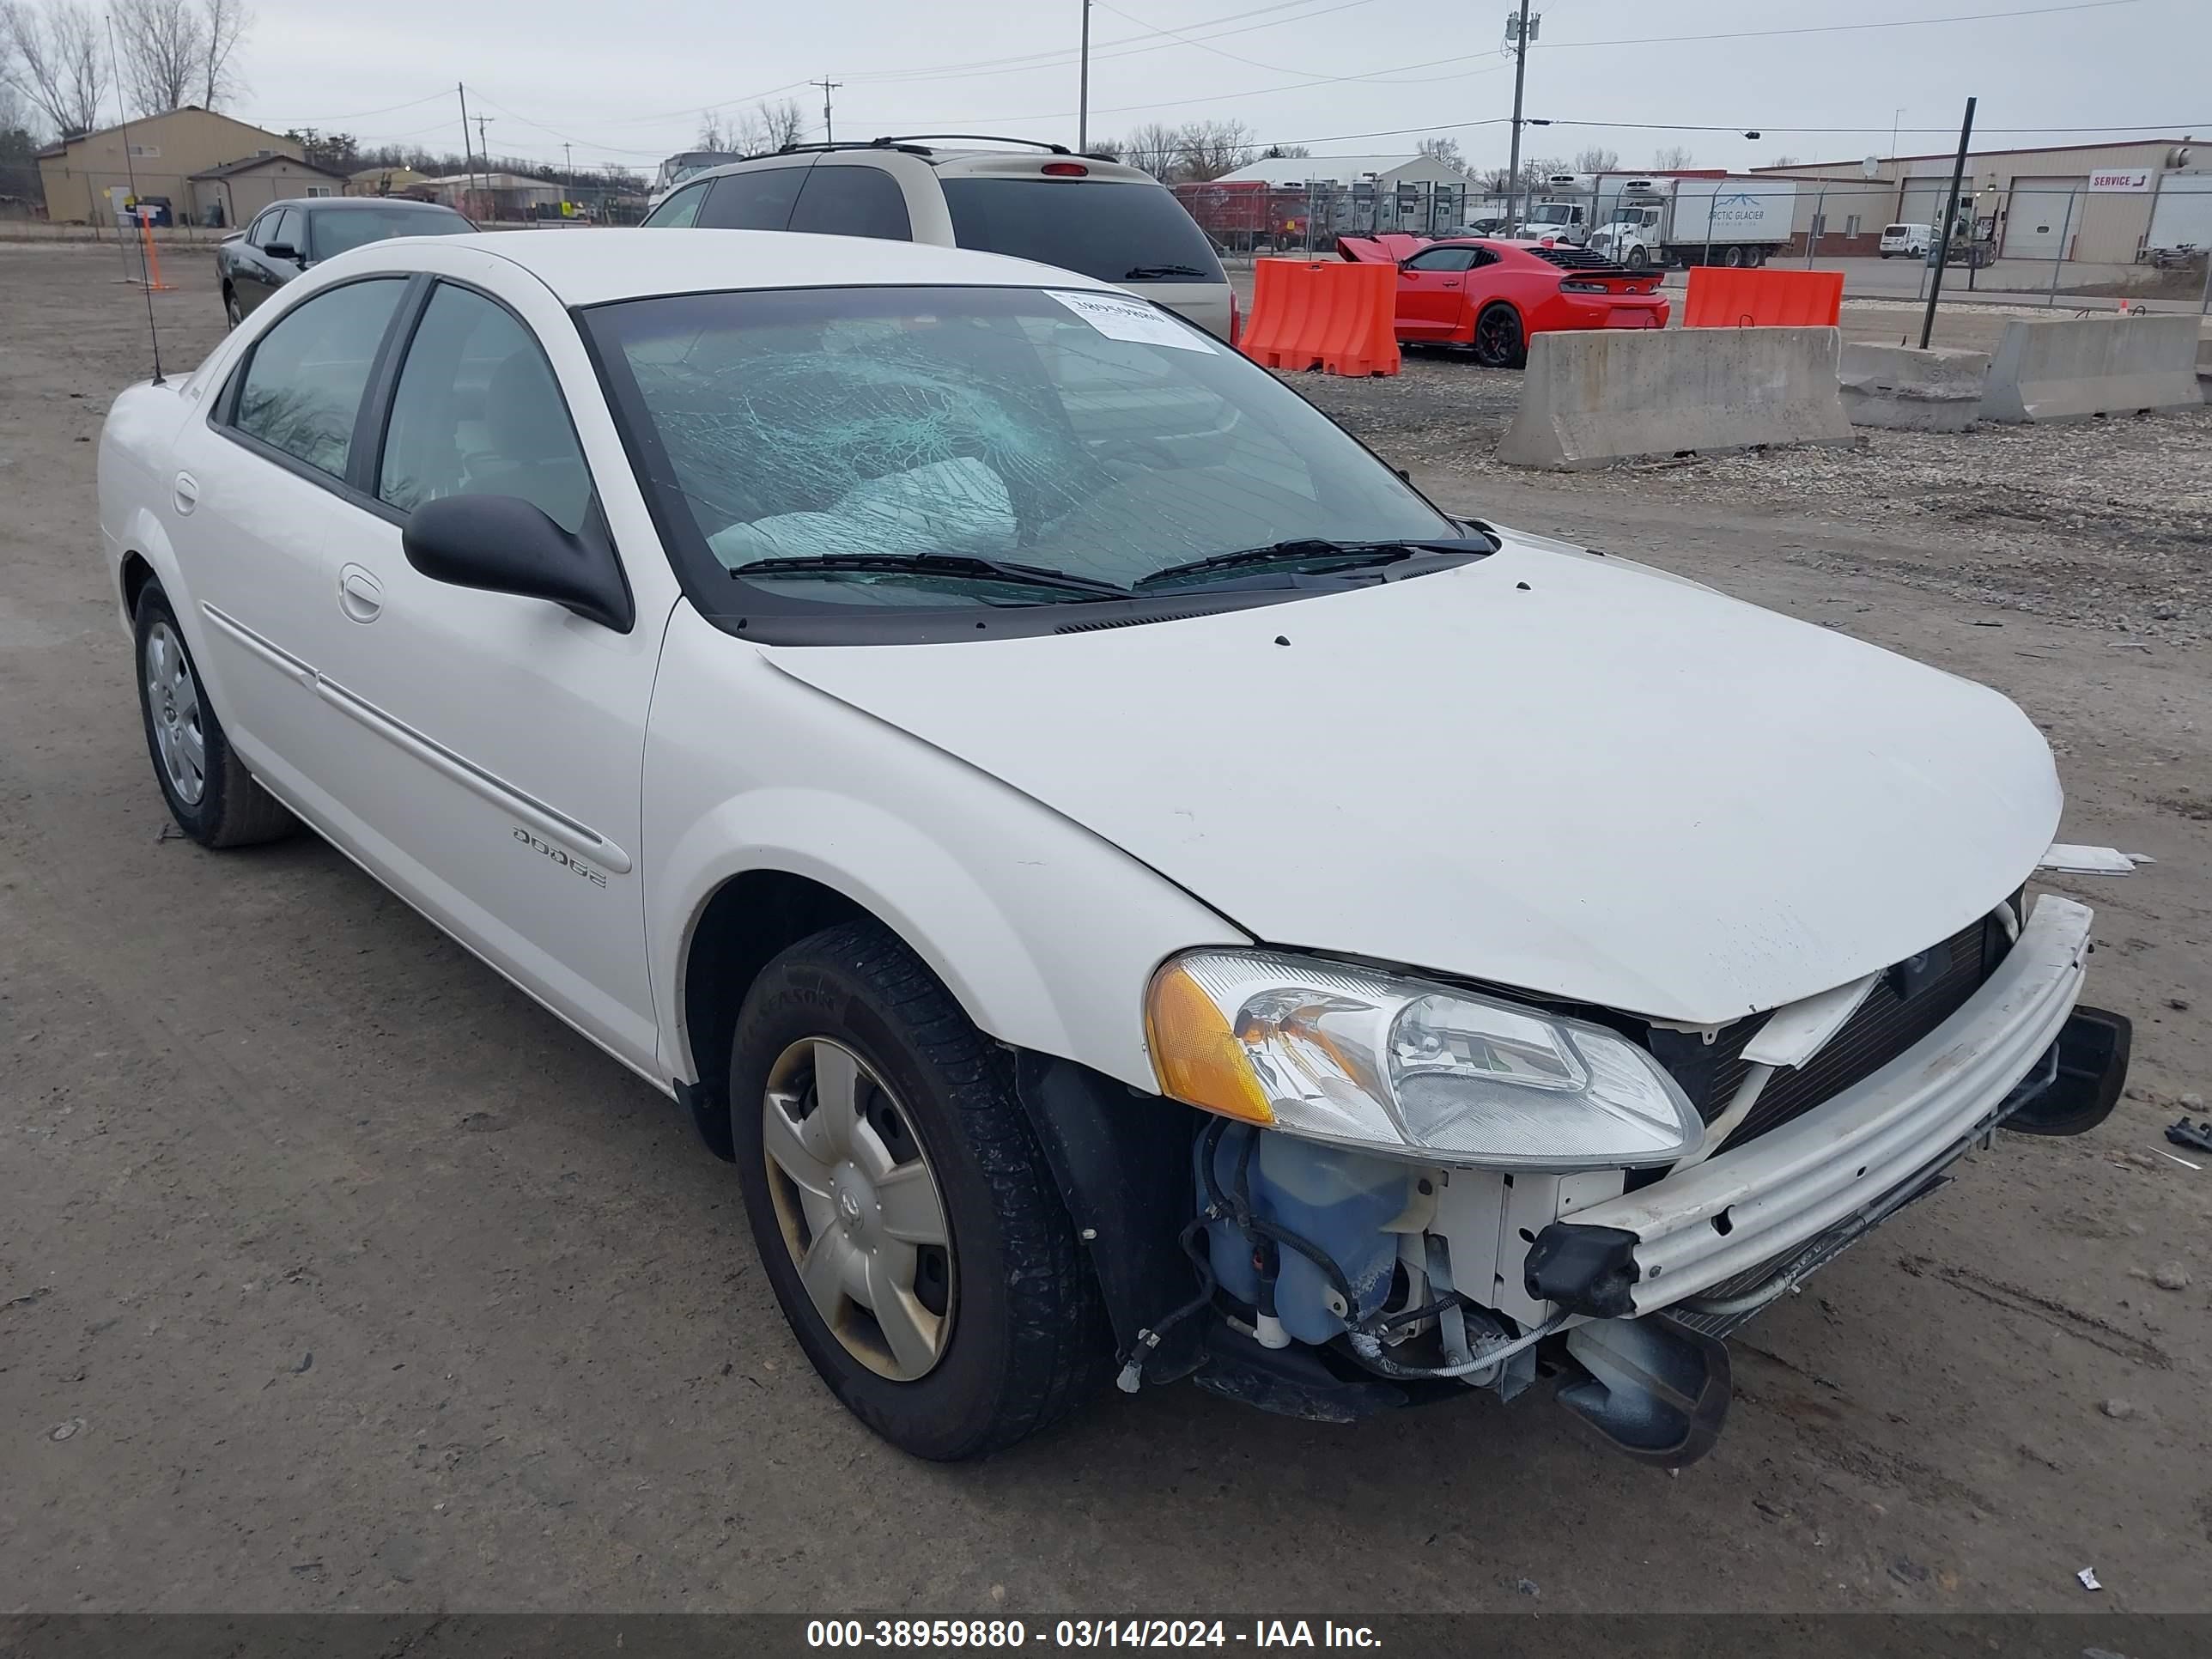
xmin=1589 ymin=177 xmax=1799 ymax=270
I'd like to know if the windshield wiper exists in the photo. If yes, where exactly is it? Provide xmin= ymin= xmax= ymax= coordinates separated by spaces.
xmin=730 ymin=552 xmax=1130 ymax=600
xmin=1133 ymin=537 xmax=1489 ymax=592
xmin=1121 ymin=264 xmax=1210 ymax=279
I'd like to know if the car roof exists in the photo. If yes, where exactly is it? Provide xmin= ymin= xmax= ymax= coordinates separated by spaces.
xmin=264 ymin=196 xmax=460 ymax=212
xmin=683 ymin=143 xmax=1166 ymax=189
xmin=435 ymin=227 xmax=1126 ymax=307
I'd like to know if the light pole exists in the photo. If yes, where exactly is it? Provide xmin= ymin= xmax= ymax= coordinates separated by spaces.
xmin=1079 ymin=0 xmax=1092 ymax=153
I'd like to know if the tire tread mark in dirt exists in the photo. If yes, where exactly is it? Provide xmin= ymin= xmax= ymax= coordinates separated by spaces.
xmin=1897 ymin=1255 xmax=2172 ymax=1368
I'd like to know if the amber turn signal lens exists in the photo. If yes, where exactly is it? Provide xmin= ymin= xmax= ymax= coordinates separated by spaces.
xmin=1146 ymin=961 xmax=1275 ymax=1125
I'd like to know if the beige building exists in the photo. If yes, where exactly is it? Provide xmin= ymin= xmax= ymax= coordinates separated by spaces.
xmin=36 ymin=106 xmax=306 ymax=226
xmin=190 ymin=153 xmax=351 ymax=225
xmin=1756 ymin=137 xmax=2203 ymax=263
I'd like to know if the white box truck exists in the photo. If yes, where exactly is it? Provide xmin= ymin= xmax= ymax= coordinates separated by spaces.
xmin=1589 ymin=177 xmax=1798 ymax=270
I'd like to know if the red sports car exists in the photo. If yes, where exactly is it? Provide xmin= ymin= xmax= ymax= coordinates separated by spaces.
xmin=1340 ymin=235 xmax=1669 ymax=368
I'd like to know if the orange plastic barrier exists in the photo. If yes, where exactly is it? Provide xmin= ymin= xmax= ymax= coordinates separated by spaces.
xmin=1682 ymin=267 xmax=1842 ymax=329
xmin=1240 ymin=258 xmax=1400 ymax=377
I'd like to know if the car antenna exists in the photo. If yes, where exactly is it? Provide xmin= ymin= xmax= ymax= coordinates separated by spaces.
xmin=104 ymin=14 xmax=164 ymax=385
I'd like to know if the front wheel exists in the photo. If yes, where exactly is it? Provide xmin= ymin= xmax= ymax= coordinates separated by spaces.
xmin=133 ymin=582 xmax=298 ymax=848
xmin=1471 ymin=302 xmax=1526 ymax=369
xmin=731 ymin=920 xmax=1110 ymax=1460
xmin=1625 ymin=246 xmax=1650 ymax=271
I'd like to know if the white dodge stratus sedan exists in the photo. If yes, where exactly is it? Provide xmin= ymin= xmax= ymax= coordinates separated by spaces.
xmin=100 ymin=230 xmax=2130 ymax=1464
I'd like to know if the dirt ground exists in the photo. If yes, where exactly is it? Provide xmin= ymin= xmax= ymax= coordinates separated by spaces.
xmin=3 ymin=243 xmax=2209 ymax=1618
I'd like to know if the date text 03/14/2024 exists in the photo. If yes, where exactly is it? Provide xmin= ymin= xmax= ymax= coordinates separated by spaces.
xmin=805 ymin=1620 xmax=1382 ymax=1650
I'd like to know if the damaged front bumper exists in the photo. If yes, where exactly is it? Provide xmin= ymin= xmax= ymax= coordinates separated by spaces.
xmin=1160 ymin=893 xmax=2126 ymax=1465
xmin=1525 ymin=893 xmax=2100 ymax=1327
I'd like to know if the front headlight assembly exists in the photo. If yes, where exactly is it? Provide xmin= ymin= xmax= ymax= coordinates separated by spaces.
xmin=1146 ymin=951 xmax=1699 ymax=1169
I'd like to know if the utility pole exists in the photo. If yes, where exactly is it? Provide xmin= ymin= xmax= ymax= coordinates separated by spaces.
xmin=1078 ymin=0 xmax=1091 ymax=154
xmin=563 ymin=141 xmax=573 ymax=194
xmin=814 ymin=76 xmax=842 ymax=143
xmin=1919 ymin=95 xmax=1975 ymax=350
xmin=457 ymin=82 xmax=478 ymax=209
xmin=474 ymin=115 xmax=493 ymax=172
xmin=1504 ymin=3 xmax=1538 ymax=234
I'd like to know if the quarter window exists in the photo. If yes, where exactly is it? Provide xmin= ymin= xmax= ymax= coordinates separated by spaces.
xmin=787 ymin=167 xmax=912 ymax=240
xmin=377 ymin=283 xmax=593 ymax=535
xmin=228 ymin=278 xmax=408 ymax=480
xmin=696 ymin=167 xmax=807 ymax=230
xmin=641 ymin=180 xmax=709 ymax=228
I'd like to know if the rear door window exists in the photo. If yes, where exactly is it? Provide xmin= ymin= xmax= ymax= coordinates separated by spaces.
xmin=697 ymin=167 xmax=808 ymax=230
xmin=228 ymin=278 xmax=408 ymax=479
xmin=940 ymin=178 xmax=1224 ymax=286
xmin=787 ymin=167 xmax=912 ymax=241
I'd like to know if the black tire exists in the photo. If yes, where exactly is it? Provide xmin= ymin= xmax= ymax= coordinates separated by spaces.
xmin=133 ymin=582 xmax=298 ymax=848
xmin=730 ymin=920 xmax=1110 ymax=1460
xmin=1471 ymin=301 xmax=1526 ymax=369
xmin=1626 ymin=246 xmax=1650 ymax=271
xmin=222 ymin=283 xmax=241 ymax=328
xmin=1722 ymin=245 xmax=1746 ymax=268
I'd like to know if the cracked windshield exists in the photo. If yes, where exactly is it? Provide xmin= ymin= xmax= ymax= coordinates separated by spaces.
xmin=587 ymin=285 xmax=1453 ymax=604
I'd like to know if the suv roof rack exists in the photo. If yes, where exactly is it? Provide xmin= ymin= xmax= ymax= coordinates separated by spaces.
xmin=871 ymin=133 xmax=1073 ymax=155
xmin=773 ymin=139 xmax=938 ymax=158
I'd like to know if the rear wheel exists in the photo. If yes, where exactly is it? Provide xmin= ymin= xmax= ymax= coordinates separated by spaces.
xmin=730 ymin=920 xmax=1110 ymax=1459
xmin=1722 ymin=244 xmax=1746 ymax=268
xmin=1471 ymin=301 xmax=1526 ymax=369
xmin=133 ymin=582 xmax=298 ymax=848
xmin=222 ymin=283 xmax=241 ymax=327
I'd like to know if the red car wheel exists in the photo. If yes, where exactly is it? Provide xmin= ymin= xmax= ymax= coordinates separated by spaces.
xmin=1471 ymin=302 xmax=1525 ymax=369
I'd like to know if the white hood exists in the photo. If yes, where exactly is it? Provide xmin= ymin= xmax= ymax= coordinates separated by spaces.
xmin=763 ymin=532 xmax=2061 ymax=1024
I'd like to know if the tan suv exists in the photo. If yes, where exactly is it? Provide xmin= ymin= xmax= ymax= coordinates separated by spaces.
xmin=641 ymin=135 xmax=1236 ymax=340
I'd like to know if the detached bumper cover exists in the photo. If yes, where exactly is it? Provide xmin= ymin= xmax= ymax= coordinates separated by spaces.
xmin=1543 ymin=894 xmax=2094 ymax=1316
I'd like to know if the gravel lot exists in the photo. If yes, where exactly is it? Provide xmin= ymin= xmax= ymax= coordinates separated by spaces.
xmin=3 ymin=241 xmax=2209 ymax=1622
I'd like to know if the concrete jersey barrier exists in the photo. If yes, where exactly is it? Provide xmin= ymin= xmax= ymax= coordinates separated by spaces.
xmin=1838 ymin=343 xmax=1990 ymax=433
xmin=1981 ymin=314 xmax=2201 ymax=423
xmin=1498 ymin=325 xmax=1853 ymax=470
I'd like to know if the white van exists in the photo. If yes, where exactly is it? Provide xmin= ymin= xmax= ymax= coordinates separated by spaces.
xmin=1880 ymin=222 xmax=1933 ymax=258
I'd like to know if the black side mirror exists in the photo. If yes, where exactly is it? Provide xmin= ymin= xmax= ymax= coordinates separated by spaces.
xmin=402 ymin=495 xmax=634 ymax=633
xmin=262 ymin=240 xmax=300 ymax=261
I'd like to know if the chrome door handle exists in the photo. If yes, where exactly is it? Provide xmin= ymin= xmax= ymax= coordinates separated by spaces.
xmin=339 ymin=565 xmax=383 ymax=623
xmin=173 ymin=472 xmax=198 ymax=514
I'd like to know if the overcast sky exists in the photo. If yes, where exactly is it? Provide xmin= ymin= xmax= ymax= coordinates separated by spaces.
xmin=226 ymin=0 xmax=2209 ymax=176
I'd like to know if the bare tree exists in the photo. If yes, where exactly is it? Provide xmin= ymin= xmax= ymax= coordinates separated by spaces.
xmin=736 ymin=97 xmax=805 ymax=154
xmin=115 ymin=0 xmax=198 ymax=114
xmin=198 ymin=0 xmax=248 ymax=107
xmin=1650 ymin=144 xmax=1696 ymax=170
xmin=1523 ymin=155 xmax=1570 ymax=185
xmin=1085 ymin=135 xmax=1123 ymax=162
xmin=1766 ymin=153 xmax=1798 ymax=167
xmin=0 ymin=68 xmax=39 ymax=144
xmin=2 ymin=0 xmax=106 ymax=137
xmin=1177 ymin=118 xmax=1255 ymax=183
xmin=1572 ymin=145 xmax=1620 ymax=173
xmin=1258 ymin=142 xmax=1309 ymax=160
xmin=695 ymin=110 xmax=733 ymax=152
xmin=1414 ymin=135 xmax=1467 ymax=173
xmin=1118 ymin=121 xmax=1182 ymax=180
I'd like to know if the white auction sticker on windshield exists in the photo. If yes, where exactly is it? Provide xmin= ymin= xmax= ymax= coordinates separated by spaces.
xmin=1048 ymin=289 xmax=1217 ymax=353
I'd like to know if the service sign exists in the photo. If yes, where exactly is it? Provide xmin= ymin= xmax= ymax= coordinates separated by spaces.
xmin=2087 ymin=168 xmax=2154 ymax=192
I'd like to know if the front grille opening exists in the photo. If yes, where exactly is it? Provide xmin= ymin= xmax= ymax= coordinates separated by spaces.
xmin=1682 ymin=913 xmax=2007 ymax=1156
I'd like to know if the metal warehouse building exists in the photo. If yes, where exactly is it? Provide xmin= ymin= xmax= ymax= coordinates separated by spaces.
xmin=1754 ymin=137 xmax=2204 ymax=263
